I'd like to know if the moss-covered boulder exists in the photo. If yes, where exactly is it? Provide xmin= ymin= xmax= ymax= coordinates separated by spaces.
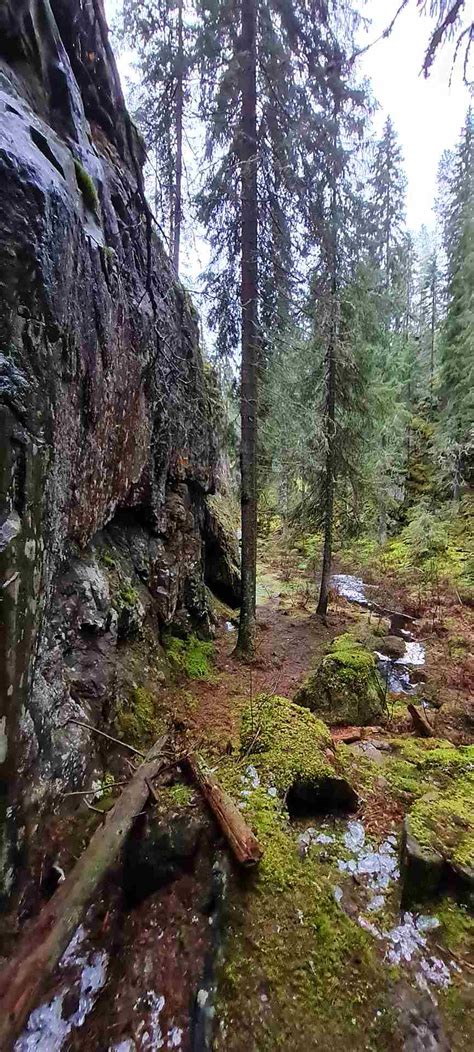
xmin=240 ymin=693 xmax=358 ymax=811
xmin=402 ymin=772 xmax=474 ymax=905
xmin=294 ymin=634 xmax=386 ymax=727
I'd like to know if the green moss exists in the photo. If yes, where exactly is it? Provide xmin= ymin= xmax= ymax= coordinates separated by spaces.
xmin=240 ymin=693 xmax=333 ymax=793
xmin=391 ymin=739 xmax=474 ymax=776
xmin=114 ymin=686 xmax=160 ymax=748
xmin=162 ymin=783 xmax=194 ymax=807
xmin=74 ymin=159 xmax=99 ymax=213
xmin=100 ymin=550 xmax=116 ymax=570
xmin=165 ymin=633 xmax=214 ymax=679
xmin=117 ymin=582 xmax=140 ymax=608
xmin=407 ymin=773 xmax=474 ymax=871
xmin=214 ymin=740 xmax=397 ymax=1050
xmin=435 ymin=899 xmax=474 ymax=954
xmin=295 ymin=634 xmax=386 ymax=726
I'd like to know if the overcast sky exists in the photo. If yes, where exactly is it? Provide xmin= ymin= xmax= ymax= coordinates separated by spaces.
xmin=105 ymin=0 xmax=471 ymax=236
xmin=357 ymin=0 xmax=471 ymax=229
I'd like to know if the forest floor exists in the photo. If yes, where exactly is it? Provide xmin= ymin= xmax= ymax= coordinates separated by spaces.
xmin=11 ymin=531 xmax=474 ymax=1052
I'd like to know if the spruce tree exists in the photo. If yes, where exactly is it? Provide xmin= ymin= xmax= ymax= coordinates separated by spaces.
xmin=438 ymin=108 xmax=474 ymax=498
xmin=118 ymin=0 xmax=191 ymax=272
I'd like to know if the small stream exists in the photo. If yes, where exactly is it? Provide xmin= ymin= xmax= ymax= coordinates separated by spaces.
xmin=331 ymin=574 xmax=426 ymax=695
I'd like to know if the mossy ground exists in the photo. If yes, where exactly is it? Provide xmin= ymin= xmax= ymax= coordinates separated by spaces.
xmin=407 ymin=773 xmax=474 ymax=870
xmin=212 ymin=701 xmax=398 ymax=1050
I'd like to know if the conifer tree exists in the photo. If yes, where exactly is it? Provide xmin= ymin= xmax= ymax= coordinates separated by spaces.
xmin=119 ymin=0 xmax=191 ymax=272
xmin=438 ymin=108 xmax=474 ymax=498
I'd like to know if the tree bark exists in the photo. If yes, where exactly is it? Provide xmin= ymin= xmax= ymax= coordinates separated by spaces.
xmin=316 ymin=330 xmax=336 ymax=616
xmin=236 ymin=0 xmax=259 ymax=656
xmin=0 ymin=735 xmax=170 ymax=1050
xmin=185 ymin=753 xmax=263 ymax=866
xmin=172 ymin=0 xmax=184 ymax=274
xmin=317 ymin=97 xmax=339 ymax=618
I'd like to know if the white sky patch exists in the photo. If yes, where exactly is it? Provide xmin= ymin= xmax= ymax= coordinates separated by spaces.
xmin=356 ymin=0 xmax=471 ymax=229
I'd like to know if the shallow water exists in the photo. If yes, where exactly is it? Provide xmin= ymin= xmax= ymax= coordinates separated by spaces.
xmin=332 ymin=573 xmax=426 ymax=694
xmin=331 ymin=573 xmax=369 ymax=605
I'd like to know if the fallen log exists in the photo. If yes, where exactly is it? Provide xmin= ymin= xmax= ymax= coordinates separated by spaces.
xmin=407 ymin=703 xmax=435 ymax=738
xmin=185 ymin=753 xmax=263 ymax=867
xmin=0 ymin=733 xmax=170 ymax=1051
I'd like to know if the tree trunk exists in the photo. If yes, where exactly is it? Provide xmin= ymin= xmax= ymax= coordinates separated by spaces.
xmin=236 ymin=0 xmax=258 ymax=656
xmin=0 ymin=735 xmax=170 ymax=1050
xmin=430 ymin=263 xmax=436 ymax=402
xmin=172 ymin=0 xmax=184 ymax=274
xmin=316 ymin=331 xmax=336 ymax=616
xmin=185 ymin=753 xmax=263 ymax=866
xmin=317 ymin=99 xmax=338 ymax=618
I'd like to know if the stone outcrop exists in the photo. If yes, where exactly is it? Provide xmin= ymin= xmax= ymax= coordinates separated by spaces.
xmin=0 ymin=0 xmax=238 ymax=901
xmin=294 ymin=633 xmax=386 ymax=727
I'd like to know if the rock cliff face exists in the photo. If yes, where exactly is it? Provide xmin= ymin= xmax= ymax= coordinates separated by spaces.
xmin=0 ymin=0 xmax=238 ymax=902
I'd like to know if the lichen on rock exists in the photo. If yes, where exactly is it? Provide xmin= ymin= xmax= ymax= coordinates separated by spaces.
xmin=294 ymin=633 xmax=386 ymax=726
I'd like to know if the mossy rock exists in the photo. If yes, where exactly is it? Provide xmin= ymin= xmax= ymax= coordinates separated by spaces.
xmin=294 ymin=633 xmax=386 ymax=727
xmin=241 ymin=693 xmax=358 ymax=811
xmin=114 ymin=686 xmax=162 ymax=748
xmin=165 ymin=633 xmax=214 ymax=679
xmin=401 ymin=773 xmax=474 ymax=905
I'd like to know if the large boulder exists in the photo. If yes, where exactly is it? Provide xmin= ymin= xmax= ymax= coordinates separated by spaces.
xmin=378 ymin=635 xmax=406 ymax=660
xmin=203 ymin=493 xmax=241 ymax=608
xmin=401 ymin=774 xmax=474 ymax=905
xmin=294 ymin=634 xmax=386 ymax=726
xmin=240 ymin=693 xmax=359 ymax=813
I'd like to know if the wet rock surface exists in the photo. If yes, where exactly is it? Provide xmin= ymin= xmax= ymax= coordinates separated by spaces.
xmin=0 ymin=0 xmax=239 ymax=891
xmin=124 ymin=810 xmax=204 ymax=906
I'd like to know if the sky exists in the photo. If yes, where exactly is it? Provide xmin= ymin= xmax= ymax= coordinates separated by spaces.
xmin=356 ymin=1 xmax=471 ymax=229
xmin=105 ymin=0 xmax=471 ymax=237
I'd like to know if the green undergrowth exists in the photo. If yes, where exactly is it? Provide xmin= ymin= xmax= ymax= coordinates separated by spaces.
xmin=340 ymin=495 xmax=474 ymax=599
xmin=160 ymin=783 xmax=194 ymax=808
xmin=114 ymin=686 xmax=161 ymax=748
xmin=165 ymin=633 xmax=214 ymax=679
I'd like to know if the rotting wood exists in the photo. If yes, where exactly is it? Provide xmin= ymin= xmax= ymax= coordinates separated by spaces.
xmin=0 ymin=734 xmax=171 ymax=1050
xmin=184 ymin=752 xmax=263 ymax=867
xmin=407 ymin=703 xmax=435 ymax=738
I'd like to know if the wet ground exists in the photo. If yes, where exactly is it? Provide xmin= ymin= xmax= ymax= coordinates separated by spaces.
xmin=9 ymin=555 xmax=474 ymax=1051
